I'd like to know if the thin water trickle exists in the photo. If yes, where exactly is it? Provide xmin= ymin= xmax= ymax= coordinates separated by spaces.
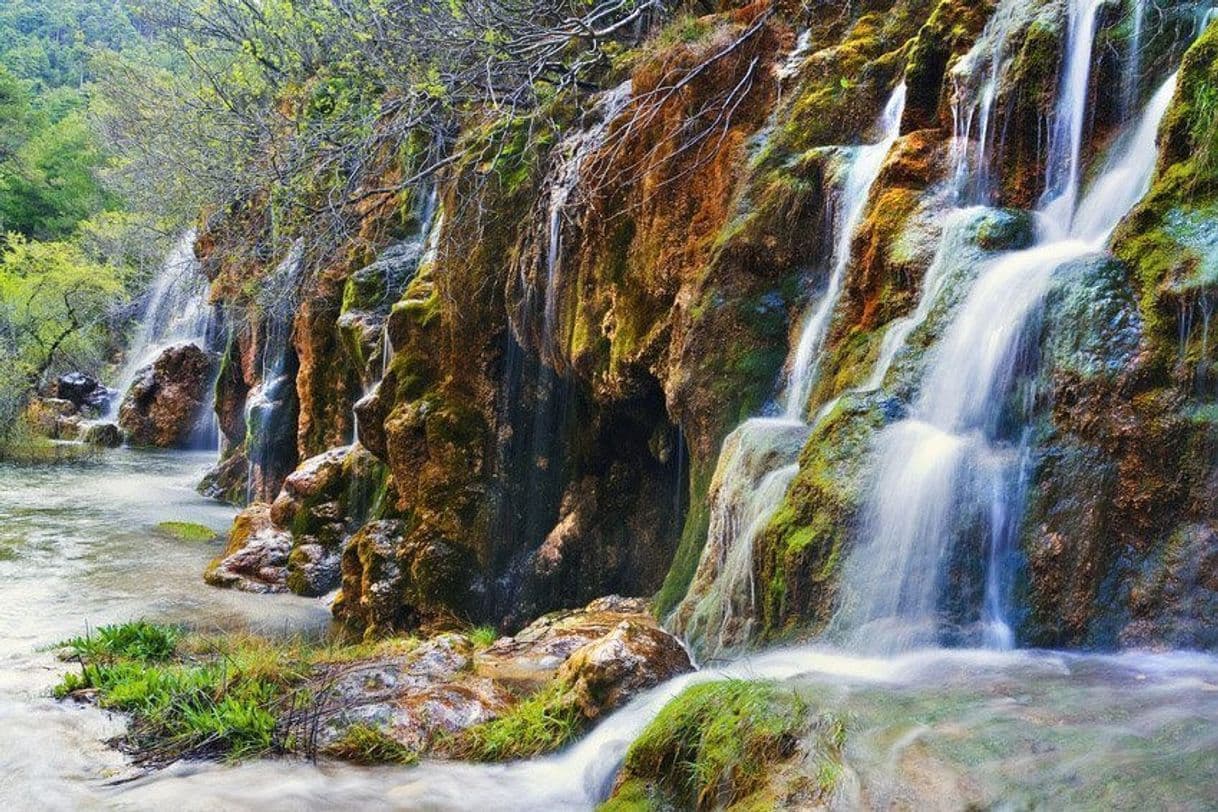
xmin=245 ymin=241 xmax=305 ymax=502
xmin=1039 ymin=0 xmax=1106 ymax=238
xmin=541 ymin=81 xmax=633 ymax=352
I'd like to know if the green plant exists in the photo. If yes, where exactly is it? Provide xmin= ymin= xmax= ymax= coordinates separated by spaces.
xmin=63 ymin=621 xmax=181 ymax=661
xmin=469 ymin=626 xmax=498 ymax=649
xmin=447 ymin=683 xmax=582 ymax=761
xmin=324 ymin=723 xmax=418 ymax=765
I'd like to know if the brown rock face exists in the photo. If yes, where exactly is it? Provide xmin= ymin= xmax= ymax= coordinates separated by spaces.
xmin=556 ymin=617 xmax=692 ymax=719
xmin=118 ymin=344 xmax=211 ymax=448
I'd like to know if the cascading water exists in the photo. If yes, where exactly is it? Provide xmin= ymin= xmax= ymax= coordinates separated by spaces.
xmin=783 ymin=84 xmax=907 ymax=420
xmin=836 ymin=42 xmax=1180 ymax=654
xmin=1039 ymin=0 xmax=1106 ymax=237
xmin=109 ymin=231 xmax=214 ymax=415
xmin=670 ymin=84 xmax=907 ymax=657
xmin=245 ymin=240 xmax=304 ymax=502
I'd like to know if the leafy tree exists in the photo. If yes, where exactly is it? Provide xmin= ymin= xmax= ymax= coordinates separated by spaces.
xmin=0 ymin=233 xmax=125 ymax=391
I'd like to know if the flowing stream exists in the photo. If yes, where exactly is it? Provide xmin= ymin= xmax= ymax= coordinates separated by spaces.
xmin=1 ymin=454 xmax=1215 ymax=809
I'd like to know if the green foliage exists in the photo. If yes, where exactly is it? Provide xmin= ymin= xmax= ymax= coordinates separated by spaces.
xmin=469 ymin=625 xmax=498 ymax=649
xmin=63 ymin=621 xmax=181 ymax=661
xmin=54 ymin=622 xmax=311 ymax=763
xmin=448 ymin=683 xmax=582 ymax=761
xmin=324 ymin=723 xmax=419 ymax=764
xmin=618 ymin=679 xmax=810 ymax=810
xmin=0 ymin=234 xmax=126 ymax=438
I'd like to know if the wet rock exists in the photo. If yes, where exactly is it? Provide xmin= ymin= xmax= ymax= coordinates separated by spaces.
xmin=312 ymin=597 xmax=689 ymax=759
xmin=118 ymin=343 xmax=211 ymax=448
xmin=204 ymin=503 xmax=290 ymax=593
xmin=270 ymin=445 xmax=351 ymax=528
xmin=198 ymin=451 xmax=249 ymax=504
xmin=336 ymin=519 xmax=409 ymax=636
xmin=286 ymin=541 xmax=342 ymax=597
xmin=81 ymin=421 xmax=122 ymax=448
xmin=475 ymin=596 xmax=686 ymax=691
xmin=54 ymin=414 xmax=84 ymax=441
xmin=51 ymin=372 xmax=111 ymax=411
xmin=557 ymin=617 xmax=692 ymax=719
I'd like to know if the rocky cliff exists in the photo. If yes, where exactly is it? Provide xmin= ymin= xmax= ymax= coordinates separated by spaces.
xmin=195 ymin=0 xmax=1218 ymax=651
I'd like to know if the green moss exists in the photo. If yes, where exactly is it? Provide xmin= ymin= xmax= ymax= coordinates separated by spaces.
xmin=655 ymin=459 xmax=715 ymax=617
xmin=156 ymin=521 xmax=218 ymax=542
xmin=446 ymin=682 xmax=582 ymax=761
xmin=613 ymin=680 xmax=822 ymax=810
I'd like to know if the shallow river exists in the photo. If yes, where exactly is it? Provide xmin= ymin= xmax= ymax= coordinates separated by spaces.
xmin=2 ymin=451 xmax=1217 ymax=810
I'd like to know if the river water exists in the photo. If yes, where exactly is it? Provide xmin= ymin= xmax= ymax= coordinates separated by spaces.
xmin=2 ymin=451 xmax=1218 ymax=810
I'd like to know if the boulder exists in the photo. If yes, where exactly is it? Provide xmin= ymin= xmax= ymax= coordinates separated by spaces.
xmin=54 ymin=415 xmax=84 ymax=441
xmin=198 ymin=452 xmax=249 ymax=504
xmin=26 ymin=398 xmax=77 ymax=437
xmin=204 ymin=503 xmax=291 ymax=593
xmin=475 ymin=596 xmax=692 ymax=698
xmin=118 ymin=343 xmax=211 ymax=448
xmin=310 ymin=597 xmax=691 ymax=759
xmin=556 ymin=617 xmax=692 ymax=719
xmin=81 ymin=421 xmax=123 ymax=448
xmin=51 ymin=372 xmax=111 ymax=411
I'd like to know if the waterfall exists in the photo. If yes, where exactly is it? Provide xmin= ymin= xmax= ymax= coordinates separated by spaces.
xmin=1125 ymin=0 xmax=1147 ymax=114
xmin=948 ymin=0 xmax=1028 ymax=203
xmin=836 ymin=67 xmax=1179 ymax=653
xmin=542 ymin=81 xmax=633 ymax=351
xmin=109 ymin=230 xmax=214 ymax=418
xmin=1039 ymin=0 xmax=1105 ymax=238
xmin=670 ymin=85 xmax=907 ymax=657
xmin=245 ymin=240 xmax=304 ymax=502
xmin=783 ymin=84 xmax=907 ymax=419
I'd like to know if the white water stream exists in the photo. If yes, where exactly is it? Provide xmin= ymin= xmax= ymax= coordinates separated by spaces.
xmin=670 ymin=84 xmax=907 ymax=658
xmin=837 ymin=64 xmax=1179 ymax=652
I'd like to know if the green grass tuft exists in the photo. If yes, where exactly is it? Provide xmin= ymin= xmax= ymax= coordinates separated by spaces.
xmin=468 ymin=625 xmax=498 ymax=649
xmin=447 ymin=683 xmax=582 ymax=761
xmin=54 ymin=622 xmax=306 ymax=764
xmin=324 ymin=723 xmax=419 ymax=765
xmin=63 ymin=621 xmax=181 ymax=661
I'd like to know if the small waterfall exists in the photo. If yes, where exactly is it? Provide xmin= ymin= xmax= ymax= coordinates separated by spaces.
xmin=670 ymin=85 xmax=907 ymax=657
xmin=836 ymin=69 xmax=1179 ymax=653
xmin=858 ymin=208 xmax=986 ymax=393
xmin=245 ymin=240 xmax=304 ymax=502
xmin=541 ymin=81 xmax=633 ymax=351
xmin=784 ymin=84 xmax=907 ymax=419
xmin=1125 ymin=0 xmax=1148 ymax=114
xmin=109 ymin=230 xmax=214 ymax=419
xmin=1039 ymin=0 xmax=1106 ymax=237
xmin=948 ymin=0 xmax=1027 ymax=203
